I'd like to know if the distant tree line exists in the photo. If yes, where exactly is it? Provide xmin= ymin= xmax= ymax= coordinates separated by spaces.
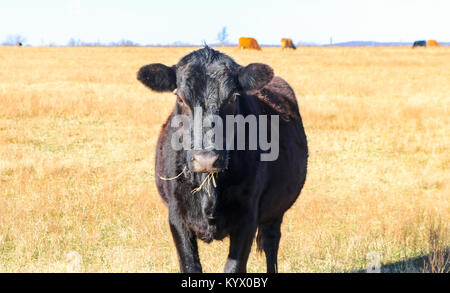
xmin=4 ymin=27 xmax=367 ymax=47
xmin=66 ymin=38 xmax=140 ymax=47
xmin=0 ymin=34 xmax=142 ymax=47
xmin=1 ymin=34 xmax=26 ymax=46
xmin=1 ymin=27 xmax=233 ymax=47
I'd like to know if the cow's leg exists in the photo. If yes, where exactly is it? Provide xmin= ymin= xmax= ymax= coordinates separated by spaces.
xmin=259 ymin=217 xmax=283 ymax=273
xmin=224 ymin=217 xmax=257 ymax=273
xmin=169 ymin=211 xmax=202 ymax=273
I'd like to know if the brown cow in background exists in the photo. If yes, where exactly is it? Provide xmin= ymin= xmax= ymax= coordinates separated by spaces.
xmin=281 ymin=38 xmax=296 ymax=50
xmin=427 ymin=40 xmax=439 ymax=47
xmin=238 ymin=37 xmax=261 ymax=50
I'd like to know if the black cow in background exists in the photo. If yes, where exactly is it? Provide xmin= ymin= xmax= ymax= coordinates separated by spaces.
xmin=137 ymin=46 xmax=308 ymax=273
xmin=412 ymin=40 xmax=426 ymax=48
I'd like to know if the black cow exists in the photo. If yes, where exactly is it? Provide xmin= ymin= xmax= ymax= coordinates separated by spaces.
xmin=137 ymin=46 xmax=308 ymax=273
xmin=412 ymin=40 xmax=426 ymax=48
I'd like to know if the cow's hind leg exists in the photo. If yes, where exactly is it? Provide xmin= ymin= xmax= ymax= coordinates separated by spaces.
xmin=258 ymin=217 xmax=283 ymax=273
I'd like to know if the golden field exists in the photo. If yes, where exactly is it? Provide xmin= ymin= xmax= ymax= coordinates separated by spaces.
xmin=0 ymin=46 xmax=448 ymax=272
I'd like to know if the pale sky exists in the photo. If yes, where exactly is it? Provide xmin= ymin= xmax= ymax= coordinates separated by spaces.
xmin=1 ymin=0 xmax=449 ymax=45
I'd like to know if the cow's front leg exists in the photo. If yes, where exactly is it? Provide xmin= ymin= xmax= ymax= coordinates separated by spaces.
xmin=169 ymin=210 xmax=202 ymax=273
xmin=224 ymin=217 xmax=257 ymax=273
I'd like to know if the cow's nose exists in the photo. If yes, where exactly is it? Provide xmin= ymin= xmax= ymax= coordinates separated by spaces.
xmin=191 ymin=153 xmax=219 ymax=173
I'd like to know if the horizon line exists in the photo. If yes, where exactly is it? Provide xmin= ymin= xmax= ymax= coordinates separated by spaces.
xmin=4 ymin=40 xmax=450 ymax=47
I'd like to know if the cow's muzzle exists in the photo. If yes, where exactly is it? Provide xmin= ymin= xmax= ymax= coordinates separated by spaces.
xmin=189 ymin=151 xmax=224 ymax=173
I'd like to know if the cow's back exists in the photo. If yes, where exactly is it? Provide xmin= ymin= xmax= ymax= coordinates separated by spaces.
xmin=254 ymin=76 xmax=301 ymax=122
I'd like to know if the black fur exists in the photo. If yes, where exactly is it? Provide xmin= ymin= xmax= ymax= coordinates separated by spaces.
xmin=138 ymin=47 xmax=308 ymax=273
xmin=238 ymin=63 xmax=274 ymax=92
xmin=137 ymin=63 xmax=177 ymax=92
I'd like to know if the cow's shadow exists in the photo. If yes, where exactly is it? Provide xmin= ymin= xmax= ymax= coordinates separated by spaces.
xmin=353 ymin=248 xmax=449 ymax=273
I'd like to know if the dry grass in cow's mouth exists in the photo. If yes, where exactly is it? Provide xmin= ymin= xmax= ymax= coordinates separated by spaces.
xmin=191 ymin=172 xmax=217 ymax=197
xmin=159 ymin=166 xmax=217 ymax=197
xmin=159 ymin=165 xmax=187 ymax=181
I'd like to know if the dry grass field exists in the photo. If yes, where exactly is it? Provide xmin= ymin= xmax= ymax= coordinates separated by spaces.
xmin=0 ymin=46 xmax=448 ymax=272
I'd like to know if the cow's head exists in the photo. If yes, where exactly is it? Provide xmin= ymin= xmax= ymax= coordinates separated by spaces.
xmin=137 ymin=47 xmax=273 ymax=173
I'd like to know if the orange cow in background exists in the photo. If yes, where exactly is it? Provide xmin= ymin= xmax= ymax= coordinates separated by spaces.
xmin=427 ymin=40 xmax=439 ymax=47
xmin=238 ymin=37 xmax=261 ymax=50
xmin=281 ymin=38 xmax=296 ymax=49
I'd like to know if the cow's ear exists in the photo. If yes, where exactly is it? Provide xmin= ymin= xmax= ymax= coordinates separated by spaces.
xmin=137 ymin=63 xmax=177 ymax=92
xmin=238 ymin=63 xmax=274 ymax=92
